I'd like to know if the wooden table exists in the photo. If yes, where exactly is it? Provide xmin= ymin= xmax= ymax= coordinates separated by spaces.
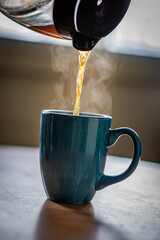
xmin=0 ymin=145 xmax=160 ymax=240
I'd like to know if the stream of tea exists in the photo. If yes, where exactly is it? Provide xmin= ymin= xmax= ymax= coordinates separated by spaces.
xmin=73 ymin=50 xmax=90 ymax=115
xmin=31 ymin=25 xmax=90 ymax=116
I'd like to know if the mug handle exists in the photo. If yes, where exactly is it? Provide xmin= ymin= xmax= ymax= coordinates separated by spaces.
xmin=95 ymin=127 xmax=141 ymax=190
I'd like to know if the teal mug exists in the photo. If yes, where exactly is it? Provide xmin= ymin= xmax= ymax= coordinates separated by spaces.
xmin=40 ymin=110 xmax=141 ymax=204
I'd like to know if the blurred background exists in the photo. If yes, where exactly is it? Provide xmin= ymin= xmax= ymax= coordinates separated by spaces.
xmin=0 ymin=0 xmax=160 ymax=162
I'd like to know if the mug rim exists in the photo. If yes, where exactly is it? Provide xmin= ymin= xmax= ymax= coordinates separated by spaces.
xmin=42 ymin=109 xmax=112 ymax=119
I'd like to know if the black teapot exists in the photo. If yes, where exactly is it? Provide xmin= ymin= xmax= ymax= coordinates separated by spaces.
xmin=0 ymin=0 xmax=131 ymax=50
xmin=53 ymin=0 xmax=131 ymax=50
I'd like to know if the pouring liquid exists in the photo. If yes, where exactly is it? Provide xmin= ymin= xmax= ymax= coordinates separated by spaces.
xmin=30 ymin=25 xmax=90 ymax=116
xmin=73 ymin=50 xmax=90 ymax=116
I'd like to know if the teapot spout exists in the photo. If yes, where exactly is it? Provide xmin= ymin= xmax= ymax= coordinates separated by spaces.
xmin=72 ymin=32 xmax=100 ymax=51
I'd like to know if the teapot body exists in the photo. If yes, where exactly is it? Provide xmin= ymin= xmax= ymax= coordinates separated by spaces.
xmin=0 ymin=0 xmax=63 ymax=39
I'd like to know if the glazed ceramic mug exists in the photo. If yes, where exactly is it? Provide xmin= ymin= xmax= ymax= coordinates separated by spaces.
xmin=40 ymin=110 xmax=141 ymax=204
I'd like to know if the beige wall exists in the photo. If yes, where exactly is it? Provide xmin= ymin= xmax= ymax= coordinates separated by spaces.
xmin=0 ymin=38 xmax=160 ymax=162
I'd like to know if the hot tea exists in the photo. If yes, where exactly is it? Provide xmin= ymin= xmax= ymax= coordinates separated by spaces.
xmin=73 ymin=50 xmax=90 ymax=116
xmin=31 ymin=25 xmax=91 ymax=116
xmin=30 ymin=24 xmax=63 ymax=39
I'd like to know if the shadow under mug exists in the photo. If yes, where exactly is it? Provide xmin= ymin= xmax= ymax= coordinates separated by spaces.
xmin=40 ymin=110 xmax=141 ymax=204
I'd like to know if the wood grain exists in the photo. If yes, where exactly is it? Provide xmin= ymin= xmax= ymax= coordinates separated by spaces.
xmin=0 ymin=145 xmax=160 ymax=240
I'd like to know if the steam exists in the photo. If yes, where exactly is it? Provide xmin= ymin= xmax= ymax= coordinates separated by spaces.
xmin=49 ymin=45 xmax=116 ymax=115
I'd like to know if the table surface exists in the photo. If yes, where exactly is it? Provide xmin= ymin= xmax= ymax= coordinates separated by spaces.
xmin=0 ymin=145 xmax=160 ymax=240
